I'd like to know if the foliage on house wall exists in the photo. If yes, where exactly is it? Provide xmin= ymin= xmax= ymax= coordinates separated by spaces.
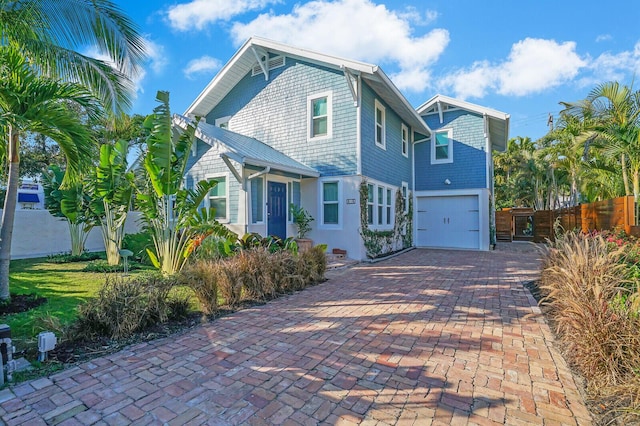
xmin=359 ymin=180 xmax=413 ymax=259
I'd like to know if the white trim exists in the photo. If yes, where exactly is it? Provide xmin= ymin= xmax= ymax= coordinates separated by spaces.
xmin=401 ymin=123 xmax=409 ymax=158
xmin=374 ymin=99 xmax=386 ymax=150
xmin=307 ymin=91 xmax=333 ymax=141
xmin=319 ymin=178 xmax=342 ymax=230
xmin=417 ymin=94 xmax=509 ymax=120
xmin=363 ymin=177 xmax=396 ymax=231
xmin=401 ymin=181 xmax=409 ymax=214
xmin=431 ymin=128 xmax=453 ymax=165
xmin=356 ymin=75 xmax=362 ymax=175
xmin=205 ymin=172 xmax=230 ymax=223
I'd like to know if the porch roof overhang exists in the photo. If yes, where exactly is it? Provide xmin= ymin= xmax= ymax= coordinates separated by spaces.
xmin=174 ymin=115 xmax=320 ymax=178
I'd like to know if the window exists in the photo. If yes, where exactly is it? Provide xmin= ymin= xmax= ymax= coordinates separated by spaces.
xmin=401 ymin=182 xmax=409 ymax=214
xmin=401 ymin=124 xmax=409 ymax=157
xmin=208 ymin=176 xmax=227 ymax=220
xmin=432 ymin=129 xmax=453 ymax=164
xmin=308 ymin=92 xmax=332 ymax=140
xmin=367 ymin=183 xmax=374 ymax=225
xmin=250 ymin=177 xmax=263 ymax=223
xmin=386 ymin=188 xmax=392 ymax=225
xmin=287 ymin=181 xmax=301 ymax=222
xmin=375 ymin=100 xmax=386 ymax=149
xmin=322 ymin=182 xmax=339 ymax=225
xmin=215 ymin=116 xmax=231 ymax=129
xmin=377 ymin=186 xmax=384 ymax=225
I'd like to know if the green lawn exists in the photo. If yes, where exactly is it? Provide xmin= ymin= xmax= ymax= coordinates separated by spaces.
xmin=1 ymin=257 xmax=149 ymax=349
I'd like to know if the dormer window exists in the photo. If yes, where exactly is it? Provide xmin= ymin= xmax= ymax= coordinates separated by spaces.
xmin=431 ymin=129 xmax=453 ymax=164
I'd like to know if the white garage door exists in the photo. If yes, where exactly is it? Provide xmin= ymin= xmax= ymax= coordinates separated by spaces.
xmin=416 ymin=195 xmax=480 ymax=249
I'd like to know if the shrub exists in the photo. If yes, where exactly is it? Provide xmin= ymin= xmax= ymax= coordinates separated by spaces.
xmin=46 ymin=251 xmax=102 ymax=264
xmin=540 ymin=231 xmax=640 ymax=410
xmin=73 ymin=273 xmax=175 ymax=339
xmin=180 ymin=260 xmax=220 ymax=315
xmin=82 ymin=259 xmax=143 ymax=273
xmin=122 ymin=231 xmax=154 ymax=265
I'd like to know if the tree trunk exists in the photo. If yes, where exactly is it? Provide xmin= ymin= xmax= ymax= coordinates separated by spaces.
xmin=622 ymin=154 xmax=631 ymax=196
xmin=0 ymin=127 xmax=20 ymax=301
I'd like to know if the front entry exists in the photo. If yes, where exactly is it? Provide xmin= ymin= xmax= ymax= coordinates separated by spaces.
xmin=267 ymin=181 xmax=287 ymax=239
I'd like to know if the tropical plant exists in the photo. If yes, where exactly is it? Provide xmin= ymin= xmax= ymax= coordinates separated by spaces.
xmin=138 ymin=91 xmax=235 ymax=275
xmin=290 ymin=204 xmax=314 ymax=239
xmin=0 ymin=0 xmax=146 ymax=301
xmin=88 ymin=140 xmax=135 ymax=265
xmin=42 ymin=165 xmax=93 ymax=256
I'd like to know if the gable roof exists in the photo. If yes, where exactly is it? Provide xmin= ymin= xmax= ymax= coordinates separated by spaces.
xmin=174 ymin=115 xmax=320 ymax=178
xmin=416 ymin=94 xmax=510 ymax=151
xmin=185 ymin=36 xmax=430 ymax=135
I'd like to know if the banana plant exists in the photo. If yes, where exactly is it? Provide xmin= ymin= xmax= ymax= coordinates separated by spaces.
xmin=88 ymin=140 xmax=135 ymax=265
xmin=138 ymin=91 xmax=236 ymax=274
xmin=43 ymin=165 xmax=92 ymax=256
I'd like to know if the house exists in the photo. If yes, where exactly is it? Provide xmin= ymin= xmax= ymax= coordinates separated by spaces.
xmin=179 ymin=37 xmax=509 ymax=259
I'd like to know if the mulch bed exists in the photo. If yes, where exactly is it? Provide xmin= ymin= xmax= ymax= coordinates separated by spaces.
xmin=0 ymin=294 xmax=47 ymax=315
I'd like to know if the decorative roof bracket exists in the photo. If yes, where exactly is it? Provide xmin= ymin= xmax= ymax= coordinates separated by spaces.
xmin=342 ymin=66 xmax=359 ymax=107
xmin=251 ymin=46 xmax=269 ymax=81
xmin=437 ymin=100 xmax=444 ymax=124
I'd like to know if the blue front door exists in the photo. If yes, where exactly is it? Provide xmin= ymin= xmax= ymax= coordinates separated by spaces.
xmin=267 ymin=181 xmax=287 ymax=239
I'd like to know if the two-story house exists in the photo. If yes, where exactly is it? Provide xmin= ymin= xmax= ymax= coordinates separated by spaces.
xmin=177 ymin=37 xmax=509 ymax=259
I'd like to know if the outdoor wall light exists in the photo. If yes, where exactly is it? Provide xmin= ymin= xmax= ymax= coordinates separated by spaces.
xmin=444 ymin=179 xmax=451 ymax=185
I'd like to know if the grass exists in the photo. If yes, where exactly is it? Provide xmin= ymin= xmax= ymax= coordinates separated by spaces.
xmin=1 ymin=256 xmax=151 ymax=350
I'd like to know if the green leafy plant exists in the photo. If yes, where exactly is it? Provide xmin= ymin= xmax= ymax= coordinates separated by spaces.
xmin=46 ymin=251 xmax=102 ymax=264
xmin=82 ymin=259 xmax=143 ymax=273
xmin=43 ymin=165 xmax=93 ymax=256
xmin=122 ymin=231 xmax=154 ymax=264
xmin=290 ymin=204 xmax=314 ymax=239
xmin=137 ymin=91 xmax=235 ymax=274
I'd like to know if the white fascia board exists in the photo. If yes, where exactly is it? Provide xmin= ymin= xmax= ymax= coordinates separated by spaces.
xmin=244 ymin=158 xmax=320 ymax=178
xmin=417 ymin=94 xmax=509 ymax=121
xmin=373 ymin=69 xmax=431 ymax=135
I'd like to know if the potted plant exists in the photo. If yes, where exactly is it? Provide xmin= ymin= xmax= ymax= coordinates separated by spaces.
xmin=290 ymin=204 xmax=314 ymax=252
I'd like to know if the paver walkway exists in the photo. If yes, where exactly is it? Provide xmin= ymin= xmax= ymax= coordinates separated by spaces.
xmin=0 ymin=246 xmax=592 ymax=425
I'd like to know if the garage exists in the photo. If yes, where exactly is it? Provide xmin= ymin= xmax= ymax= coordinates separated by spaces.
xmin=416 ymin=194 xmax=481 ymax=249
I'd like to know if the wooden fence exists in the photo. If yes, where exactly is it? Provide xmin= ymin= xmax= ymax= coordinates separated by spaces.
xmin=533 ymin=196 xmax=636 ymax=242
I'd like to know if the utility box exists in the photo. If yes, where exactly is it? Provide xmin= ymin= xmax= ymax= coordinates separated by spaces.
xmin=0 ymin=324 xmax=9 ymax=365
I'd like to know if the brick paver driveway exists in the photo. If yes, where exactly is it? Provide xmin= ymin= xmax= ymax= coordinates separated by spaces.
xmin=0 ymin=247 xmax=592 ymax=425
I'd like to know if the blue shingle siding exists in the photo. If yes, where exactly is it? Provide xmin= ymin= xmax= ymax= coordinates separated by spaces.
xmin=206 ymin=58 xmax=357 ymax=176
xmin=185 ymin=141 xmax=240 ymax=223
xmin=360 ymin=82 xmax=412 ymax=188
xmin=415 ymin=110 xmax=488 ymax=191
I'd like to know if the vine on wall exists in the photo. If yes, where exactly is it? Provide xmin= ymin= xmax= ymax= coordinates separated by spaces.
xmin=359 ymin=180 xmax=413 ymax=259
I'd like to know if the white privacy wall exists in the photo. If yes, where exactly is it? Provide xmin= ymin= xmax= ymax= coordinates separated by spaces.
xmin=0 ymin=210 xmax=142 ymax=259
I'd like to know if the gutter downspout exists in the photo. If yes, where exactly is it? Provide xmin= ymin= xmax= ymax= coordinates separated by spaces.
xmin=484 ymin=114 xmax=496 ymax=248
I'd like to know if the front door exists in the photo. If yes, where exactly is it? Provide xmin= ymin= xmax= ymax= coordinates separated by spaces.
xmin=267 ymin=181 xmax=287 ymax=239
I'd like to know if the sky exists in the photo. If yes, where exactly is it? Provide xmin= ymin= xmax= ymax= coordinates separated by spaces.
xmin=111 ymin=0 xmax=640 ymax=142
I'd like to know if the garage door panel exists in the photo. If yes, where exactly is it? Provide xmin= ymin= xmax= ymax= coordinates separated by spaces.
xmin=416 ymin=195 xmax=480 ymax=249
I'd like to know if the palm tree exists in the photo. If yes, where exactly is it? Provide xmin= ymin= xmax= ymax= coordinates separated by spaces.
xmin=0 ymin=0 xmax=146 ymax=301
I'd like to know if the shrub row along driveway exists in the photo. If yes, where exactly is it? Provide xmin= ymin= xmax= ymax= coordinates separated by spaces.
xmin=0 ymin=247 xmax=591 ymax=425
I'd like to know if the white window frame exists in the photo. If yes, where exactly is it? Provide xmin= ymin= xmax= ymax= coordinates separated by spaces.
xmin=401 ymin=182 xmax=409 ymax=214
xmin=215 ymin=116 xmax=231 ymax=129
xmin=307 ymin=91 xmax=333 ymax=141
xmin=319 ymin=179 xmax=341 ymax=229
xmin=431 ymin=128 xmax=453 ymax=164
xmin=367 ymin=183 xmax=374 ymax=225
xmin=250 ymin=176 xmax=265 ymax=224
xmin=287 ymin=180 xmax=301 ymax=224
xmin=376 ymin=186 xmax=384 ymax=225
xmin=375 ymin=99 xmax=386 ymax=150
xmin=386 ymin=188 xmax=392 ymax=225
xmin=205 ymin=172 xmax=229 ymax=223
xmin=401 ymin=123 xmax=409 ymax=158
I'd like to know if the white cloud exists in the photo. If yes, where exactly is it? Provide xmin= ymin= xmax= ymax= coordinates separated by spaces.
xmin=578 ymin=41 xmax=640 ymax=87
xmin=167 ymin=0 xmax=281 ymax=31
xmin=144 ymin=38 xmax=168 ymax=74
xmin=183 ymin=55 xmax=222 ymax=79
xmin=596 ymin=34 xmax=612 ymax=43
xmin=230 ymin=0 xmax=449 ymax=93
xmin=440 ymin=38 xmax=587 ymax=99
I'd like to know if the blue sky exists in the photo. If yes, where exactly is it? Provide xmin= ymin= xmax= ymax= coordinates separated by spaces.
xmin=112 ymin=0 xmax=640 ymax=142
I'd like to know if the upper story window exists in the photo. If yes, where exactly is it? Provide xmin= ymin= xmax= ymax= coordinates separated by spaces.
xmin=215 ymin=116 xmax=231 ymax=129
xmin=308 ymin=91 xmax=332 ymax=140
xmin=401 ymin=124 xmax=409 ymax=157
xmin=431 ymin=128 xmax=453 ymax=164
xmin=375 ymin=99 xmax=386 ymax=149
xmin=208 ymin=175 xmax=228 ymax=221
